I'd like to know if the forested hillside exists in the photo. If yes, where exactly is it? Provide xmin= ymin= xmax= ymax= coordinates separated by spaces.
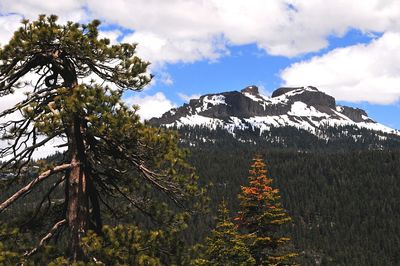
xmin=2 ymin=130 xmax=400 ymax=265
xmin=186 ymin=142 xmax=400 ymax=265
xmin=172 ymin=124 xmax=400 ymax=151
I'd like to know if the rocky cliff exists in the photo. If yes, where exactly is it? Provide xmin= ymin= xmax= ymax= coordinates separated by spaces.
xmin=149 ymin=85 xmax=398 ymax=137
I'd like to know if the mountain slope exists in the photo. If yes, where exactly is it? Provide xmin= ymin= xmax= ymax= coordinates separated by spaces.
xmin=150 ymin=85 xmax=399 ymax=139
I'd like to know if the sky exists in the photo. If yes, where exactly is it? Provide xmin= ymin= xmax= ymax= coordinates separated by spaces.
xmin=0 ymin=0 xmax=400 ymax=130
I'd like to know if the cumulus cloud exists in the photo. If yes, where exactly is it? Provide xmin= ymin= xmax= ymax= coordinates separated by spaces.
xmin=0 ymin=14 xmax=24 ymax=45
xmin=247 ymin=84 xmax=270 ymax=97
xmin=2 ymin=0 xmax=400 ymax=104
xmin=0 ymin=0 xmax=86 ymax=22
xmin=98 ymin=30 xmax=123 ymax=45
xmin=87 ymin=0 xmax=400 ymax=62
xmin=177 ymin=93 xmax=201 ymax=102
xmin=280 ymin=32 xmax=400 ymax=104
xmin=0 ymin=1 xmax=87 ymax=48
xmin=158 ymin=72 xmax=174 ymax=86
xmin=123 ymin=92 xmax=175 ymax=120
xmin=3 ymin=0 xmax=400 ymax=63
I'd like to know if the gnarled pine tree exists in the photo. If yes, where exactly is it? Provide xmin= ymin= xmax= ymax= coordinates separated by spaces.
xmin=0 ymin=15 xmax=200 ymax=262
xmin=236 ymin=155 xmax=297 ymax=265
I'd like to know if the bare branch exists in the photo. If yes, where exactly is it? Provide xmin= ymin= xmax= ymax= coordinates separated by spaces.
xmin=24 ymin=176 xmax=66 ymax=226
xmin=0 ymin=86 xmax=59 ymax=119
xmin=0 ymin=131 xmax=60 ymax=170
xmin=25 ymin=219 xmax=67 ymax=257
xmin=0 ymin=163 xmax=74 ymax=213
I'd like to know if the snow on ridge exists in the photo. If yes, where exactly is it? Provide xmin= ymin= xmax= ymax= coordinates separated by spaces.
xmin=289 ymin=101 xmax=329 ymax=118
xmin=305 ymin=86 xmax=319 ymax=92
xmin=195 ymin=94 xmax=226 ymax=113
xmin=165 ymin=87 xmax=400 ymax=137
xmin=203 ymin=95 xmax=226 ymax=105
xmin=356 ymin=121 xmax=398 ymax=135
xmin=242 ymin=92 xmax=266 ymax=102
xmin=164 ymin=114 xmax=224 ymax=130
xmin=165 ymin=111 xmax=399 ymax=139
xmin=336 ymin=106 xmax=344 ymax=112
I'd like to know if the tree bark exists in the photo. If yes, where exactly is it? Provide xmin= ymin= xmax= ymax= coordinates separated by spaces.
xmin=67 ymin=115 xmax=89 ymax=261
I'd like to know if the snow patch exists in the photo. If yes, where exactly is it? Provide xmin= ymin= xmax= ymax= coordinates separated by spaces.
xmin=289 ymin=101 xmax=328 ymax=118
xmin=242 ymin=92 xmax=266 ymax=102
xmin=195 ymin=95 xmax=226 ymax=113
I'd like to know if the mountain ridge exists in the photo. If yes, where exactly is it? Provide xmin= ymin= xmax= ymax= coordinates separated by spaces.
xmin=149 ymin=85 xmax=399 ymax=139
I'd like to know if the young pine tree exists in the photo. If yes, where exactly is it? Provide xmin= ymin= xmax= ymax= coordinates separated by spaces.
xmin=237 ymin=155 xmax=297 ymax=265
xmin=194 ymin=200 xmax=255 ymax=266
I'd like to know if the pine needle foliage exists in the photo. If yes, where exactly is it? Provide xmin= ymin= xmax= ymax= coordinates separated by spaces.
xmin=237 ymin=155 xmax=297 ymax=265
xmin=194 ymin=200 xmax=255 ymax=266
xmin=0 ymin=15 xmax=203 ymax=262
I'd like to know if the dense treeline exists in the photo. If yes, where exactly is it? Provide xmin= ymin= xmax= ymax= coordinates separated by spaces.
xmin=173 ymin=124 xmax=400 ymax=151
xmin=2 ymin=127 xmax=400 ymax=264
xmin=185 ymin=141 xmax=400 ymax=265
xmin=2 ymin=143 xmax=400 ymax=265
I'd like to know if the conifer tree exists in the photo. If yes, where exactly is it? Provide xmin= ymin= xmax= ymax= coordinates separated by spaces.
xmin=237 ymin=155 xmax=297 ymax=265
xmin=0 ymin=15 xmax=201 ymax=262
xmin=0 ymin=225 xmax=21 ymax=265
xmin=195 ymin=200 xmax=255 ymax=266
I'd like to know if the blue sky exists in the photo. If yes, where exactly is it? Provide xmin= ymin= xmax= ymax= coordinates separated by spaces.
xmin=1 ymin=1 xmax=400 ymax=129
xmin=133 ymin=29 xmax=400 ymax=129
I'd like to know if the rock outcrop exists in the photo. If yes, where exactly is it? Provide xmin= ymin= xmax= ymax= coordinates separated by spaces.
xmin=149 ymin=85 xmax=397 ymax=137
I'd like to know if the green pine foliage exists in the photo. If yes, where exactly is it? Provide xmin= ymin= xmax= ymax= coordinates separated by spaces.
xmin=0 ymin=225 xmax=21 ymax=265
xmin=194 ymin=200 xmax=255 ymax=266
xmin=69 ymin=224 xmax=182 ymax=265
xmin=0 ymin=15 xmax=205 ymax=262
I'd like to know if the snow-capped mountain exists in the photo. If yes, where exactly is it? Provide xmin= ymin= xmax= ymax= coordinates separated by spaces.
xmin=149 ymin=86 xmax=399 ymax=138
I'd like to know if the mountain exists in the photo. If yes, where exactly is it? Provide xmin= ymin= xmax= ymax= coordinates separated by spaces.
xmin=149 ymin=86 xmax=399 ymax=142
xmin=148 ymin=86 xmax=400 ymax=264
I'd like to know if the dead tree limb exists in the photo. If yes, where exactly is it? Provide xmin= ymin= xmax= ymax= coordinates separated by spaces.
xmin=25 ymin=219 xmax=67 ymax=257
xmin=0 ymin=163 xmax=75 ymax=213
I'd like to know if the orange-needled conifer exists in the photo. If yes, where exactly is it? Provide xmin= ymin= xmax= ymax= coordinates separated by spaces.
xmin=237 ymin=155 xmax=297 ymax=265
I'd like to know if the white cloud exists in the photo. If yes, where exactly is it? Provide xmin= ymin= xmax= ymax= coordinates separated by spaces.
xmin=257 ymin=85 xmax=272 ymax=98
xmin=178 ymin=93 xmax=201 ymax=102
xmin=2 ymin=0 xmax=400 ymax=63
xmin=280 ymin=32 xmax=400 ymax=104
xmin=159 ymin=72 xmax=174 ymax=86
xmin=2 ymin=0 xmax=400 ymax=104
xmin=98 ymin=30 xmax=122 ymax=45
xmin=0 ymin=1 xmax=87 ymax=48
xmin=122 ymin=31 xmax=227 ymax=66
xmin=124 ymin=92 xmax=175 ymax=120
xmin=0 ymin=0 xmax=86 ymax=22
xmin=0 ymin=14 xmax=23 ymax=45
xmin=87 ymin=0 xmax=400 ymax=61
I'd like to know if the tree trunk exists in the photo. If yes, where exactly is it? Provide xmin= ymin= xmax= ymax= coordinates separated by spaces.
xmin=67 ymin=115 xmax=89 ymax=261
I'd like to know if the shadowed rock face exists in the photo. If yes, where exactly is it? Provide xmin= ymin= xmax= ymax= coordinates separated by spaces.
xmin=149 ymin=85 xmax=372 ymax=126
xmin=241 ymin=85 xmax=259 ymax=95
xmin=272 ymin=87 xmax=300 ymax=97
xmin=340 ymin=106 xmax=372 ymax=123
xmin=273 ymin=86 xmax=336 ymax=110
